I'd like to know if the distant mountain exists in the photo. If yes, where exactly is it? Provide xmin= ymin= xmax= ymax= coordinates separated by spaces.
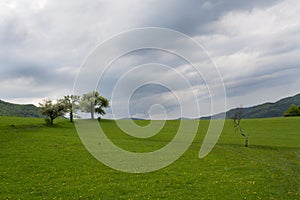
xmin=0 ymin=100 xmax=42 ymax=118
xmin=202 ymin=93 xmax=300 ymax=119
xmin=2 ymin=93 xmax=299 ymax=119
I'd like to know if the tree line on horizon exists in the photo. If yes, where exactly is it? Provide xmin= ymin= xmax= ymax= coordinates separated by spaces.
xmin=39 ymin=91 xmax=109 ymax=126
xmin=283 ymin=104 xmax=300 ymax=117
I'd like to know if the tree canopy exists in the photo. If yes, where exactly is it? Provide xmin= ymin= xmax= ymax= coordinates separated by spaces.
xmin=39 ymin=91 xmax=109 ymax=124
xmin=39 ymin=100 xmax=67 ymax=125
xmin=80 ymin=91 xmax=109 ymax=119
xmin=284 ymin=104 xmax=300 ymax=117
xmin=59 ymin=95 xmax=80 ymax=122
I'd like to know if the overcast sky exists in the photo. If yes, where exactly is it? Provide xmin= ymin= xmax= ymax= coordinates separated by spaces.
xmin=1 ymin=0 xmax=299 ymax=119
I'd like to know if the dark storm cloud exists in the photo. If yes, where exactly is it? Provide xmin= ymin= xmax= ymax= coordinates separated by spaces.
xmin=0 ymin=64 xmax=76 ymax=99
xmin=2 ymin=65 xmax=74 ymax=85
xmin=225 ymin=66 xmax=300 ymax=98
xmin=128 ymin=84 xmax=179 ymax=118
xmin=139 ymin=0 xmax=282 ymax=35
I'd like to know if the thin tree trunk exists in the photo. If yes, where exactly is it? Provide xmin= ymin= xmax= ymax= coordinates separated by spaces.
xmin=50 ymin=117 xmax=54 ymax=126
xmin=91 ymin=102 xmax=94 ymax=119
xmin=70 ymin=110 xmax=73 ymax=122
xmin=245 ymin=136 xmax=248 ymax=147
xmin=238 ymin=125 xmax=248 ymax=147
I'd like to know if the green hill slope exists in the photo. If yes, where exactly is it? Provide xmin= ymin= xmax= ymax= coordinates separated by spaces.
xmin=0 ymin=100 xmax=42 ymax=118
xmin=203 ymin=93 xmax=300 ymax=119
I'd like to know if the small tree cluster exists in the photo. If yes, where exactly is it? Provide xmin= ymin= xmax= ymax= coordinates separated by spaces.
xmin=39 ymin=91 xmax=109 ymax=125
xmin=284 ymin=104 xmax=300 ymax=117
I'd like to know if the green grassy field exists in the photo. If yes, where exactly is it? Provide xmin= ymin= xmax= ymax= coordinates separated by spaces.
xmin=1 ymin=116 xmax=299 ymax=199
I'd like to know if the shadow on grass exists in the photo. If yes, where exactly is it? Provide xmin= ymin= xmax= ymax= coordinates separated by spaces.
xmin=7 ymin=119 xmax=72 ymax=131
xmin=218 ymin=143 xmax=299 ymax=151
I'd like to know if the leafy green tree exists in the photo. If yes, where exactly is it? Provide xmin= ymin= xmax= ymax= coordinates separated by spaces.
xmin=59 ymin=95 xmax=80 ymax=122
xmin=39 ymin=100 xmax=67 ymax=125
xmin=284 ymin=104 xmax=300 ymax=117
xmin=80 ymin=91 xmax=109 ymax=119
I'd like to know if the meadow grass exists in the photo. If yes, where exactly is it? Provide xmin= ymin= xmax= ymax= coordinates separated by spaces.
xmin=0 ymin=116 xmax=299 ymax=199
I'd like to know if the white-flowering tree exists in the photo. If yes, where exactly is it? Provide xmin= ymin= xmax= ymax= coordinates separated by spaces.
xmin=39 ymin=100 xmax=67 ymax=125
xmin=80 ymin=91 xmax=109 ymax=119
xmin=59 ymin=95 xmax=80 ymax=122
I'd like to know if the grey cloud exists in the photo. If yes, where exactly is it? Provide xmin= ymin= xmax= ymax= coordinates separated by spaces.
xmin=128 ymin=84 xmax=179 ymax=118
xmin=0 ymin=64 xmax=76 ymax=100
xmin=225 ymin=66 xmax=300 ymax=98
xmin=0 ymin=0 xmax=299 ymax=118
xmin=138 ymin=0 xmax=282 ymax=35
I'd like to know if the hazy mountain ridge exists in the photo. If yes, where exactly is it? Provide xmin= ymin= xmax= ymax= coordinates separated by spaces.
xmin=202 ymin=93 xmax=300 ymax=119
xmin=0 ymin=100 xmax=42 ymax=118
xmin=1 ymin=93 xmax=300 ymax=119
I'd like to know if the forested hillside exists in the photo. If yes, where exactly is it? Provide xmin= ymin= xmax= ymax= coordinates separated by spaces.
xmin=202 ymin=93 xmax=300 ymax=119
xmin=0 ymin=100 xmax=42 ymax=118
